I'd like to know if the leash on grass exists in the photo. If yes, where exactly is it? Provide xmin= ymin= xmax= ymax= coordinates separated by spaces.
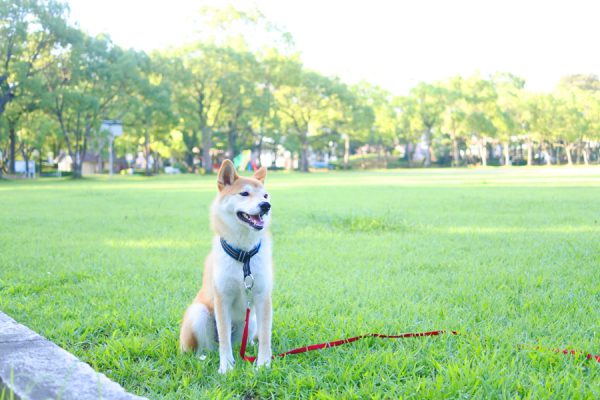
xmin=219 ymin=238 xmax=600 ymax=365
xmin=519 ymin=345 xmax=600 ymax=364
xmin=239 ymin=308 xmax=600 ymax=364
xmin=239 ymin=306 xmax=458 ymax=363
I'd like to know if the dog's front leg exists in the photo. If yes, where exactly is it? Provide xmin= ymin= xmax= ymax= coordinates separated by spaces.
xmin=214 ymin=293 xmax=234 ymax=373
xmin=255 ymin=294 xmax=273 ymax=368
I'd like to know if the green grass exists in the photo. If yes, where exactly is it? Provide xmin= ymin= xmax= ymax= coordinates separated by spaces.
xmin=1 ymin=167 xmax=600 ymax=399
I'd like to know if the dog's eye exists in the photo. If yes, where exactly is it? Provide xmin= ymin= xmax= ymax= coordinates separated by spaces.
xmin=263 ymin=194 xmax=268 ymax=199
xmin=239 ymin=192 xmax=249 ymax=197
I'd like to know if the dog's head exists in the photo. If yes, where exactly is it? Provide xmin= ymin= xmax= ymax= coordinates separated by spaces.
xmin=212 ymin=160 xmax=271 ymax=235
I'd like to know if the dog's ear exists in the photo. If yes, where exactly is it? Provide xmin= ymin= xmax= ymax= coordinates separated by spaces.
xmin=217 ymin=160 xmax=238 ymax=191
xmin=253 ymin=166 xmax=267 ymax=183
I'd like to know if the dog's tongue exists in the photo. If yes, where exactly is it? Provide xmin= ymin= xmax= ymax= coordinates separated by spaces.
xmin=249 ymin=214 xmax=264 ymax=226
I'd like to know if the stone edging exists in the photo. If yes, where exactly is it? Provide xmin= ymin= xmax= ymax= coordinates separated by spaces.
xmin=0 ymin=311 xmax=147 ymax=400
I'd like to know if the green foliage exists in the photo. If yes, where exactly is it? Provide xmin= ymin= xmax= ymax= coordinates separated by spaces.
xmin=276 ymin=68 xmax=357 ymax=171
xmin=1 ymin=170 xmax=599 ymax=398
xmin=2 ymin=2 xmax=600 ymax=175
xmin=44 ymin=33 xmax=141 ymax=176
xmin=0 ymin=0 xmax=70 ymax=115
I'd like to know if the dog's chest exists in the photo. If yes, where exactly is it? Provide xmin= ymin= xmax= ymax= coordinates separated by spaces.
xmin=212 ymin=240 xmax=271 ymax=302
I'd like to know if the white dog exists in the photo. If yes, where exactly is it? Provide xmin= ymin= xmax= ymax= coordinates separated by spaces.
xmin=179 ymin=160 xmax=273 ymax=373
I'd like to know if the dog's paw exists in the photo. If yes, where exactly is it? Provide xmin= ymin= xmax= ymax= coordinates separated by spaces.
xmin=255 ymin=359 xmax=271 ymax=370
xmin=219 ymin=354 xmax=235 ymax=374
xmin=256 ymin=351 xmax=272 ymax=370
xmin=218 ymin=358 xmax=235 ymax=374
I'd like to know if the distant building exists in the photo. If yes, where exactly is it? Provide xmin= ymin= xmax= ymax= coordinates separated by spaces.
xmin=55 ymin=152 xmax=103 ymax=176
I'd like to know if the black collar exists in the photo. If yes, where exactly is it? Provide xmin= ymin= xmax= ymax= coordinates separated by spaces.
xmin=220 ymin=238 xmax=261 ymax=290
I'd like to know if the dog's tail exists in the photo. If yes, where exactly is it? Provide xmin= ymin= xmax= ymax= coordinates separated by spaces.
xmin=179 ymin=307 xmax=198 ymax=353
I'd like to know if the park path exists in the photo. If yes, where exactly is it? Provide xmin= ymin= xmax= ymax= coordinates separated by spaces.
xmin=0 ymin=311 xmax=146 ymax=400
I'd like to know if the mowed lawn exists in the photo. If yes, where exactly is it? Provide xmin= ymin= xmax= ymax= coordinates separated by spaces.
xmin=1 ymin=168 xmax=599 ymax=399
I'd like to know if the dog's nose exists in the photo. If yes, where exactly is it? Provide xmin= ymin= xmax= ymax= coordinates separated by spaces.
xmin=259 ymin=202 xmax=271 ymax=213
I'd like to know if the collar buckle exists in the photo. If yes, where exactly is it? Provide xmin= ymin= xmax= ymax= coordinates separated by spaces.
xmin=244 ymin=274 xmax=255 ymax=291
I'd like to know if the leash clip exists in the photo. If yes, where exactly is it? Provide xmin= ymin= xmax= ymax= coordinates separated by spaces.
xmin=244 ymin=274 xmax=255 ymax=290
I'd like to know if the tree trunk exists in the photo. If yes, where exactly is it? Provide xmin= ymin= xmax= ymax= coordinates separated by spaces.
xmin=407 ymin=141 xmax=415 ymax=168
xmin=186 ymin=151 xmax=194 ymax=171
xmin=343 ymin=134 xmax=350 ymax=169
xmin=504 ymin=142 xmax=511 ymax=166
xmin=542 ymin=142 xmax=552 ymax=166
xmin=527 ymin=137 xmax=533 ymax=166
xmin=9 ymin=124 xmax=16 ymax=174
xmin=227 ymin=125 xmax=237 ymax=159
xmin=300 ymin=146 xmax=309 ymax=172
xmin=182 ymin=131 xmax=198 ymax=171
xmin=202 ymin=126 xmax=212 ymax=174
xmin=144 ymin=128 xmax=151 ymax=176
xmin=451 ymin=133 xmax=459 ymax=167
xmin=480 ymin=138 xmax=487 ymax=167
xmin=154 ymin=152 xmax=161 ymax=174
xmin=72 ymin=137 xmax=87 ymax=179
xmin=582 ymin=144 xmax=589 ymax=165
xmin=23 ymin=151 xmax=30 ymax=178
xmin=255 ymin=136 xmax=264 ymax=167
xmin=424 ymin=129 xmax=432 ymax=167
xmin=566 ymin=144 xmax=573 ymax=165
xmin=72 ymin=158 xmax=83 ymax=179
xmin=300 ymin=133 xmax=309 ymax=172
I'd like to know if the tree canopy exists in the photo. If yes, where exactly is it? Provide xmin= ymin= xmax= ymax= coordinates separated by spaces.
xmin=1 ymin=1 xmax=600 ymax=177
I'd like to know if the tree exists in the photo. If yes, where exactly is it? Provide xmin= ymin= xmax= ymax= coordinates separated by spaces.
xmin=460 ymin=76 xmax=497 ymax=166
xmin=245 ymin=49 xmax=302 ymax=166
xmin=0 ymin=117 xmax=9 ymax=174
xmin=16 ymin=109 xmax=57 ymax=176
xmin=219 ymin=50 xmax=262 ymax=160
xmin=407 ymin=82 xmax=446 ymax=167
xmin=43 ymin=32 xmax=140 ymax=178
xmin=490 ymin=74 xmax=526 ymax=166
xmin=527 ymin=93 xmax=565 ymax=165
xmin=557 ymin=75 xmax=600 ymax=164
xmin=276 ymin=69 xmax=341 ymax=172
xmin=2 ymin=73 xmax=48 ymax=175
xmin=441 ymin=76 xmax=470 ymax=166
xmin=393 ymin=95 xmax=422 ymax=166
xmin=0 ymin=0 xmax=69 ymax=173
xmin=333 ymin=82 xmax=377 ymax=168
xmin=194 ymin=5 xmax=294 ymax=56
xmin=123 ymin=52 xmax=173 ymax=175
xmin=559 ymin=74 xmax=600 ymax=92
xmin=169 ymin=44 xmax=259 ymax=173
xmin=189 ymin=5 xmax=296 ymax=168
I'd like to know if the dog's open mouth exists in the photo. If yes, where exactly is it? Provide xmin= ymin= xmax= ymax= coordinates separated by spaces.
xmin=237 ymin=211 xmax=265 ymax=230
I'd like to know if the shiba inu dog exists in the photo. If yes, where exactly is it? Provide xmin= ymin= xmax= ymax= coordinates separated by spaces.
xmin=179 ymin=160 xmax=273 ymax=373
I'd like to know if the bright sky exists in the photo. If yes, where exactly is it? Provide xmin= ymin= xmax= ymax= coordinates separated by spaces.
xmin=66 ymin=0 xmax=600 ymax=95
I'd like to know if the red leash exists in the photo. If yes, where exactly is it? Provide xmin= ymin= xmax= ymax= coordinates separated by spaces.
xmin=560 ymin=349 xmax=600 ymax=363
xmin=526 ymin=346 xmax=600 ymax=363
xmin=239 ymin=307 xmax=457 ymax=363
xmin=239 ymin=307 xmax=600 ymax=364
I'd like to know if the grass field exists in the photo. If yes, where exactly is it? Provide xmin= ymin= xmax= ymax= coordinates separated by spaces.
xmin=1 ymin=168 xmax=600 ymax=399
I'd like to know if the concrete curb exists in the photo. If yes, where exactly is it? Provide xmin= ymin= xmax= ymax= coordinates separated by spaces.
xmin=0 ymin=311 xmax=147 ymax=400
